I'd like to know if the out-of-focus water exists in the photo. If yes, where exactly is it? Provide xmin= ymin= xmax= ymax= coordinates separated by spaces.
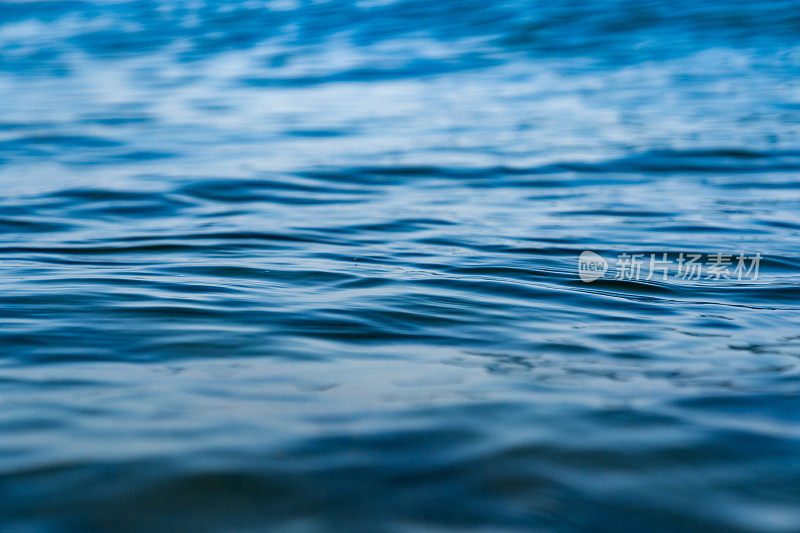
xmin=2 ymin=1 xmax=800 ymax=531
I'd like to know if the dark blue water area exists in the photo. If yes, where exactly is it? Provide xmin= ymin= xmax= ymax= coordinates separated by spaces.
xmin=2 ymin=0 xmax=800 ymax=531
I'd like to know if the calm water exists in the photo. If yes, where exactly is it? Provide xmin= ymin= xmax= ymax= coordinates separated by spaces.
xmin=2 ymin=1 xmax=800 ymax=531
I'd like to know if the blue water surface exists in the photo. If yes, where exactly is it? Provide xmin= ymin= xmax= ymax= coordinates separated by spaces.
xmin=1 ymin=1 xmax=800 ymax=531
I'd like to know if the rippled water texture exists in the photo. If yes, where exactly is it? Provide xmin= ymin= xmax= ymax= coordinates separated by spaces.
xmin=2 ymin=1 xmax=800 ymax=531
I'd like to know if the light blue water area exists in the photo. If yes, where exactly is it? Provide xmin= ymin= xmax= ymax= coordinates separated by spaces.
xmin=1 ymin=1 xmax=800 ymax=531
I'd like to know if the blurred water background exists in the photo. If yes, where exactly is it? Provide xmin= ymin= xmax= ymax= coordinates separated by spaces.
xmin=2 ymin=0 xmax=800 ymax=531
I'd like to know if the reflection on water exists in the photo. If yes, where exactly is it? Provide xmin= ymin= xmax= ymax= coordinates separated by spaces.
xmin=1 ymin=0 xmax=800 ymax=531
